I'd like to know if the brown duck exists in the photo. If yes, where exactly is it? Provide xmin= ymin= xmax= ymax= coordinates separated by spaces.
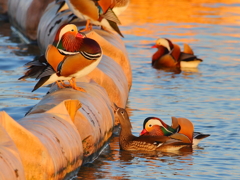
xmin=115 ymin=105 xmax=192 ymax=151
xmin=151 ymin=38 xmax=203 ymax=69
xmin=140 ymin=117 xmax=210 ymax=146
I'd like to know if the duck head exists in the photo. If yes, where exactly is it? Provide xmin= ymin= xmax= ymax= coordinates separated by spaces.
xmin=152 ymin=38 xmax=174 ymax=52
xmin=53 ymin=24 xmax=86 ymax=54
xmin=151 ymin=38 xmax=181 ymax=68
xmin=140 ymin=117 xmax=177 ymax=136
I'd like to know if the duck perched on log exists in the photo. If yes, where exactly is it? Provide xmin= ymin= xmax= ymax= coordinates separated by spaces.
xmin=19 ymin=24 xmax=102 ymax=92
xmin=151 ymin=38 xmax=202 ymax=69
xmin=140 ymin=117 xmax=210 ymax=146
xmin=65 ymin=0 xmax=124 ymax=37
xmin=115 ymin=105 xmax=192 ymax=151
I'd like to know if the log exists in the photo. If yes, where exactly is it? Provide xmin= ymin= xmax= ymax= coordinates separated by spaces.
xmin=7 ymin=0 xmax=54 ymax=40
xmin=0 ymin=100 xmax=83 ymax=179
xmin=0 ymin=0 xmax=7 ymax=13
xmin=0 ymin=0 xmax=131 ymax=179
xmin=0 ymin=124 xmax=25 ymax=180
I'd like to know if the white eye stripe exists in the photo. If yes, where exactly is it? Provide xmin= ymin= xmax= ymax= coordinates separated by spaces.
xmin=146 ymin=119 xmax=174 ymax=133
xmin=147 ymin=119 xmax=164 ymax=127
xmin=156 ymin=38 xmax=171 ymax=51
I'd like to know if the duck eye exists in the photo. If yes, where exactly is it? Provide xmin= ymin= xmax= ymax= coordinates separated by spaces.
xmin=71 ymin=29 xmax=74 ymax=31
xmin=121 ymin=111 xmax=124 ymax=115
xmin=148 ymin=124 xmax=152 ymax=127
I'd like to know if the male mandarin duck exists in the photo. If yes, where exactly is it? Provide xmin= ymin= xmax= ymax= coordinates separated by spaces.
xmin=65 ymin=0 xmax=124 ymax=37
xmin=115 ymin=105 xmax=192 ymax=151
xmin=140 ymin=117 xmax=210 ymax=146
xmin=19 ymin=24 xmax=102 ymax=92
xmin=151 ymin=38 xmax=203 ymax=69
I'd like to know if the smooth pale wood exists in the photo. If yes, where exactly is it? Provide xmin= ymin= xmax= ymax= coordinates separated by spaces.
xmin=0 ymin=0 xmax=8 ymax=14
xmin=7 ymin=0 xmax=20 ymax=27
xmin=0 ymin=111 xmax=54 ymax=179
xmin=26 ymin=0 xmax=54 ymax=40
xmin=7 ymin=0 xmax=54 ymax=40
xmin=4 ymin=1 xmax=131 ymax=179
xmin=64 ymin=100 xmax=82 ymax=122
xmin=88 ymin=55 xmax=129 ymax=107
xmin=20 ymin=103 xmax=83 ymax=179
xmin=86 ymin=31 xmax=132 ymax=90
xmin=28 ymin=82 xmax=115 ymax=162
xmin=0 ymin=100 xmax=84 ymax=180
xmin=0 ymin=125 xmax=25 ymax=180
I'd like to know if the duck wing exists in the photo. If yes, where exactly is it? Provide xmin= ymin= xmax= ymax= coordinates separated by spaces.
xmin=179 ymin=52 xmax=202 ymax=62
xmin=193 ymin=132 xmax=210 ymax=139
xmin=192 ymin=132 xmax=210 ymax=146
xmin=18 ymin=55 xmax=53 ymax=80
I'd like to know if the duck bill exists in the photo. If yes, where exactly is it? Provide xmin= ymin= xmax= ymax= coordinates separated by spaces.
xmin=139 ymin=129 xmax=148 ymax=136
xmin=151 ymin=45 xmax=157 ymax=48
xmin=76 ymin=32 xmax=86 ymax=38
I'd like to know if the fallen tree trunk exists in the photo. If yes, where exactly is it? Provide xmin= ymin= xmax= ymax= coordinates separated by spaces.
xmin=0 ymin=0 xmax=131 ymax=179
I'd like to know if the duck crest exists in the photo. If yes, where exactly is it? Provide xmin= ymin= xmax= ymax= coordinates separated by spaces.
xmin=54 ymin=24 xmax=78 ymax=45
xmin=165 ymin=38 xmax=174 ymax=51
xmin=155 ymin=38 xmax=173 ymax=52
xmin=142 ymin=117 xmax=177 ymax=136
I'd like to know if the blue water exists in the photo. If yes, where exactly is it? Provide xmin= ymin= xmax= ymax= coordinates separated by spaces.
xmin=1 ymin=1 xmax=240 ymax=179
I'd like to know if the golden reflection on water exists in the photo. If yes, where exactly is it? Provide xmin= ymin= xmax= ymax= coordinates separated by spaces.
xmin=118 ymin=0 xmax=240 ymax=49
xmin=119 ymin=0 xmax=240 ymax=26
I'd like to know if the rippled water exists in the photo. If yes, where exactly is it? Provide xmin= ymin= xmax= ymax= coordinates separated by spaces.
xmin=1 ymin=0 xmax=240 ymax=179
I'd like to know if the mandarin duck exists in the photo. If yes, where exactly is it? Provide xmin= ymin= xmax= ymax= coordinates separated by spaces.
xmin=140 ymin=117 xmax=210 ymax=146
xmin=151 ymin=38 xmax=203 ymax=69
xmin=113 ymin=0 xmax=130 ymax=16
xmin=115 ymin=105 xmax=192 ymax=152
xmin=19 ymin=24 xmax=102 ymax=92
xmin=65 ymin=0 xmax=124 ymax=37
